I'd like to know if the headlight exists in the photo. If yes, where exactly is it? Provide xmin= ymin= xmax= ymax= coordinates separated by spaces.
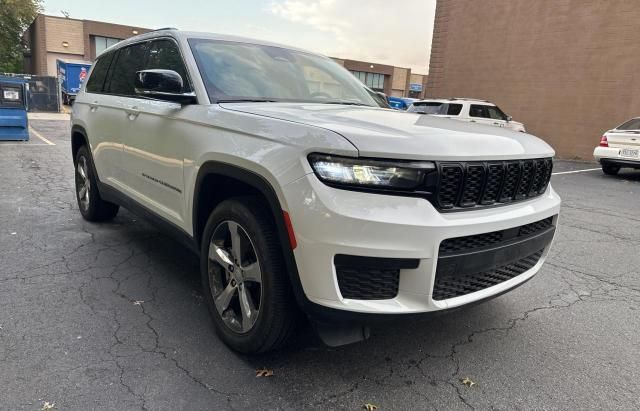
xmin=308 ymin=153 xmax=435 ymax=190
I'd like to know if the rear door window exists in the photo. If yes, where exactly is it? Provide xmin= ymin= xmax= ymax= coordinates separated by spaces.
xmin=446 ymin=103 xmax=462 ymax=115
xmin=106 ymin=42 xmax=148 ymax=96
xmin=85 ymin=52 xmax=114 ymax=93
xmin=469 ymin=104 xmax=489 ymax=118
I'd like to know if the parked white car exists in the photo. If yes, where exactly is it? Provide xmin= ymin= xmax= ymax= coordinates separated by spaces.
xmin=408 ymin=98 xmax=526 ymax=132
xmin=593 ymin=117 xmax=640 ymax=175
xmin=71 ymin=30 xmax=560 ymax=353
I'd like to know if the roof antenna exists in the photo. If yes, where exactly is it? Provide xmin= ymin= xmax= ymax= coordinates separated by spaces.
xmin=61 ymin=10 xmax=70 ymax=18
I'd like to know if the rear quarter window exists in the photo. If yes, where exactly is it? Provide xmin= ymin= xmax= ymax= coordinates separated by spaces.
xmin=469 ymin=105 xmax=488 ymax=118
xmin=408 ymin=102 xmax=444 ymax=114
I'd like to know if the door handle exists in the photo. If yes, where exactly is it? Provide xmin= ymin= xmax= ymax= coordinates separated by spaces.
xmin=125 ymin=106 xmax=139 ymax=119
xmin=470 ymin=120 xmax=476 ymax=123
xmin=89 ymin=101 xmax=98 ymax=112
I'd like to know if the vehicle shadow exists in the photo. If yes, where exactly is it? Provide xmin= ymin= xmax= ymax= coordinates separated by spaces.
xmin=615 ymin=169 xmax=640 ymax=181
xmin=100 ymin=208 xmax=540 ymax=408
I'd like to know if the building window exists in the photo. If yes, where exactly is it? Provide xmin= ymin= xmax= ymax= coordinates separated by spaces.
xmin=94 ymin=36 xmax=122 ymax=56
xmin=350 ymin=70 xmax=385 ymax=91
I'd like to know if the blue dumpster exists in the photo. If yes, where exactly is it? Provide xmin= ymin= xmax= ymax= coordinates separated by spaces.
xmin=57 ymin=60 xmax=92 ymax=105
xmin=0 ymin=76 xmax=29 ymax=141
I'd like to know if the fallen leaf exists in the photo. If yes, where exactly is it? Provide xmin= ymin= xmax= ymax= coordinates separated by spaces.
xmin=255 ymin=368 xmax=274 ymax=377
xmin=41 ymin=401 xmax=56 ymax=410
xmin=133 ymin=300 xmax=144 ymax=306
xmin=461 ymin=377 xmax=476 ymax=387
xmin=363 ymin=404 xmax=378 ymax=411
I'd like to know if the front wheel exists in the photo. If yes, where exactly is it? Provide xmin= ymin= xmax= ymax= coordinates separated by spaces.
xmin=75 ymin=146 xmax=119 ymax=221
xmin=200 ymin=197 xmax=297 ymax=353
xmin=602 ymin=164 xmax=620 ymax=176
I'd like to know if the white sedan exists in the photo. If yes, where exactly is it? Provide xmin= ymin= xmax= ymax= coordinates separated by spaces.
xmin=593 ymin=117 xmax=640 ymax=175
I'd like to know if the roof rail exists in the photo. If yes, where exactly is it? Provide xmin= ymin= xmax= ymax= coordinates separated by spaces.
xmin=152 ymin=27 xmax=178 ymax=32
xmin=449 ymin=97 xmax=490 ymax=102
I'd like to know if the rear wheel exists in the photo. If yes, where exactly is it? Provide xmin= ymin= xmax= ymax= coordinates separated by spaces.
xmin=200 ymin=197 xmax=297 ymax=353
xmin=75 ymin=146 xmax=119 ymax=221
xmin=602 ymin=164 xmax=620 ymax=175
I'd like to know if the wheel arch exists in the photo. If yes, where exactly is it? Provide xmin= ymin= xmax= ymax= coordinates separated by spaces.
xmin=71 ymin=125 xmax=89 ymax=165
xmin=192 ymin=161 xmax=306 ymax=306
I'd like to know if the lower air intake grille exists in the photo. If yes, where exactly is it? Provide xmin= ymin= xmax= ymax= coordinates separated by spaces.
xmin=336 ymin=267 xmax=400 ymax=300
xmin=432 ymin=250 xmax=543 ymax=300
xmin=439 ymin=217 xmax=554 ymax=255
xmin=334 ymin=255 xmax=419 ymax=300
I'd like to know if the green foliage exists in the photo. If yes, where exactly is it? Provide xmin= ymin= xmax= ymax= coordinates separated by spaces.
xmin=0 ymin=0 xmax=42 ymax=73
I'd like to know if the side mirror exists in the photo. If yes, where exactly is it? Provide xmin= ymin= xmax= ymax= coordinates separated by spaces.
xmin=134 ymin=69 xmax=196 ymax=104
xmin=506 ymin=115 xmax=513 ymax=122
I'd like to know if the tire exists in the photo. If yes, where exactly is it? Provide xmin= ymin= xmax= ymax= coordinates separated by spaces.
xmin=74 ymin=145 xmax=119 ymax=221
xmin=602 ymin=164 xmax=620 ymax=176
xmin=200 ymin=197 xmax=297 ymax=353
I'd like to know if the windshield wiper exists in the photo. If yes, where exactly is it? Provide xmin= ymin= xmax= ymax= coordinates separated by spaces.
xmin=217 ymin=98 xmax=279 ymax=103
xmin=319 ymin=100 xmax=371 ymax=106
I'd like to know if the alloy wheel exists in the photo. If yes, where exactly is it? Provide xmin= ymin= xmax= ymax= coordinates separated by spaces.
xmin=76 ymin=156 xmax=90 ymax=210
xmin=208 ymin=220 xmax=263 ymax=334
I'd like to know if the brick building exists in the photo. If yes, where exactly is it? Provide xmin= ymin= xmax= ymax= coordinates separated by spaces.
xmin=23 ymin=15 xmax=150 ymax=76
xmin=426 ymin=0 xmax=640 ymax=159
xmin=333 ymin=58 xmax=428 ymax=99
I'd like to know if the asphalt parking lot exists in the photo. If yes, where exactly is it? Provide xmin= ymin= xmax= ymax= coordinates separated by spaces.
xmin=1 ymin=118 xmax=639 ymax=411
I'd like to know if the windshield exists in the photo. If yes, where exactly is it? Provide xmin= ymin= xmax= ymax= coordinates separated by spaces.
xmin=188 ymin=38 xmax=381 ymax=107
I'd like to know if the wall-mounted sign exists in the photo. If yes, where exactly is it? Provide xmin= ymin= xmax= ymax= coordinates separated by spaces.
xmin=409 ymin=83 xmax=423 ymax=92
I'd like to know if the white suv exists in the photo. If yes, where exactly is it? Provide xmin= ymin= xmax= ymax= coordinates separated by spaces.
xmin=408 ymin=98 xmax=527 ymax=132
xmin=71 ymin=30 xmax=561 ymax=353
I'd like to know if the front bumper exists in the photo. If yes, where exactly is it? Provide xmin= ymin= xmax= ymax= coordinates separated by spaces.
xmin=283 ymin=174 xmax=561 ymax=316
xmin=593 ymin=146 xmax=640 ymax=168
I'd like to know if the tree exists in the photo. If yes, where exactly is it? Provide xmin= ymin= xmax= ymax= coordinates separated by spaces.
xmin=0 ymin=0 xmax=42 ymax=73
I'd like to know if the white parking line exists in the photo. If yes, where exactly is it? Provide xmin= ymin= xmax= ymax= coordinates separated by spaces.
xmin=0 ymin=143 xmax=50 ymax=146
xmin=552 ymin=168 xmax=601 ymax=175
xmin=28 ymin=127 xmax=56 ymax=146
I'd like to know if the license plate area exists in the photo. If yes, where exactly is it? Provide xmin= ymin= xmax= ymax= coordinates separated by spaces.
xmin=620 ymin=148 xmax=639 ymax=158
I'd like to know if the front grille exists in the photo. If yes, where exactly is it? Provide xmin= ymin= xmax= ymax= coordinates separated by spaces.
xmin=435 ymin=159 xmax=552 ymax=210
xmin=439 ymin=216 xmax=554 ymax=256
xmin=432 ymin=250 xmax=543 ymax=300
xmin=336 ymin=267 xmax=400 ymax=300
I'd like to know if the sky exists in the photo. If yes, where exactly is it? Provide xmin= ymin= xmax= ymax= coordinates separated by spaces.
xmin=42 ymin=0 xmax=437 ymax=73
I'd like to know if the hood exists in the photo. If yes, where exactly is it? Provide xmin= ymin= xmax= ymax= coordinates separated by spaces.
xmin=219 ymin=103 xmax=554 ymax=161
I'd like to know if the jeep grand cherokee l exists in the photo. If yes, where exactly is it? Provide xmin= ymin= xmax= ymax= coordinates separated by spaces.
xmin=71 ymin=30 xmax=561 ymax=353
